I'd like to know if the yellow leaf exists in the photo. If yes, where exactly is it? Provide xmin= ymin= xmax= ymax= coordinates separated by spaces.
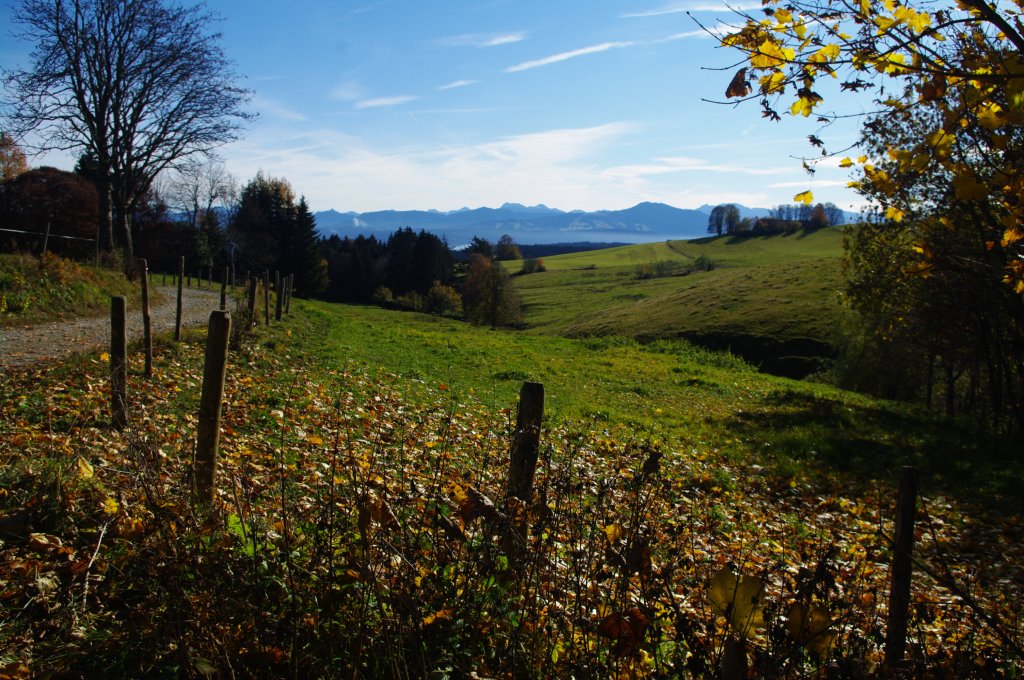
xmin=773 ymin=8 xmax=793 ymax=24
xmin=99 ymin=352 xmax=110 ymax=362
xmin=76 ymin=457 xmax=94 ymax=480
xmin=751 ymin=39 xmax=794 ymax=69
xmin=308 ymin=434 xmax=324 ymax=446
xmin=953 ymin=173 xmax=988 ymax=201
xmin=603 ymin=524 xmax=624 ymax=542
xmin=978 ymin=102 xmax=1004 ymax=130
xmin=885 ymin=205 xmax=905 ymax=222
xmin=839 ymin=157 xmax=854 ymax=168
xmin=810 ymin=44 xmax=841 ymax=63
xmin=102 ymin=498 xmax=119 ymax=515
xmin=759 ymin=70 xmax=786 ymax=94
xmin=794 ymin=190 xmax=814 ymax=205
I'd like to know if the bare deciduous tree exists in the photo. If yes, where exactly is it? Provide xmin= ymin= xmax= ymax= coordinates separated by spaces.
xmin=3 ymin=0 xmax=253 ymax=262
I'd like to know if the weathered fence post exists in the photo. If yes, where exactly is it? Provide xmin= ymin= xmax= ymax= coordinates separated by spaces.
xmin=220 ymin=266 xmax=228 ymax=311
xmin=110 ymin=296 xmax=128 ymax=429
xmin=175 ymin=256 xmax=185 ymax=341
xmin=246 ymin=276 xmax=257 ymax=326
xmin=506 ymin=381 xmax=545 ymax=502
xmin=263 ymin=270 xmax=270 ymax=326
xmin=503 ymin=382 xmax=544 ymax=568
xmin=274 ymin=270 xmax=283 ymax=322
xmin=140 ymin=258 xmax=153 ymax=377
xmin=285 ymin=274 xmax=294 ymax=314
xmin=195 ymin=311 xmax=231 ymax=505
xmin=886 ymin=466 xmax=918 ymax=668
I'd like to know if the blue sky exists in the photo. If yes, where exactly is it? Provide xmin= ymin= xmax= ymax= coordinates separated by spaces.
xmin=1 ymin=0 xmax=867 ymax=214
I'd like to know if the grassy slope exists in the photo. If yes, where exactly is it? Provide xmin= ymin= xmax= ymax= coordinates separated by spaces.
xmin=514 ymin=229 xmax=847 ymax=345
xmin=280 ymin=299 xmax=1019 ymax=504
xmin=511 ymin=229 xmax=848 ymax=377
xmin=0 ymin=253 xmax=141 ymax=326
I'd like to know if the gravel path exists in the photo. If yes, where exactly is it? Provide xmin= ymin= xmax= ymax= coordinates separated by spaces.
xmin=0 ymin=286 xmax=224 ymax=370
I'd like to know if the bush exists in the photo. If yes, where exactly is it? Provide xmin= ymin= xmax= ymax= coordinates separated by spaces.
xmin=394 ymin=291 xmax=424 ymax=312
xmin=425 ymin=281 xmax=463 ymax=317
xmin=371 ymin=286 xmax=394 ymax=306
xmin=518 ymin=258 xmax=546 ymax=275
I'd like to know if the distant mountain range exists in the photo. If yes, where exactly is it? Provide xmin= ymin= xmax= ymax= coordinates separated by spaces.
xmin=313 ymin=201 xmax=859 ymax=246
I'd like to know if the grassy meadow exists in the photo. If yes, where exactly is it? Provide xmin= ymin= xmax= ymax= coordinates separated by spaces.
xmin=512 ymin=229 xmax=849 ymax=376
xmin=2 ymin=244 xmax=1022 ymax=676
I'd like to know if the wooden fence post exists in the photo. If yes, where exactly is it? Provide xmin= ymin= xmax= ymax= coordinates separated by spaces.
xmin=195 ymin=311 xmax=231 ymax=505
xmin=263 ymin=271 xmax=270 ymax=326
xmin=140 ymin=258 xmax=153 ymax=377
xmin=503 ymin=381 xmax=545 ymax=568
xmin=220 ymin=266 xmax=228 ymax=311
xmin=246 ymin=276 xmax=257 ymax=326
xmin=506 ymin=381 xmax=545 ymax=503
xmin=285 ymin=274 xmax=294 ymax=313
xmin=175 ymin=256 xmax=185 ymax=341
xmin=886 ymin=466 xmax=918 ymax=668
xmin=110 ymin=296 xmax=128 ymax=429
xmin=274 ymin=270 xmax=283 ymax=322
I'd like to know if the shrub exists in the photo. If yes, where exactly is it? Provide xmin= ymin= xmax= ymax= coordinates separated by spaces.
xmin=519 ymin=258 xmax=546 ymax=275
xmin=425 ymin=280 xmax=463 ymax=317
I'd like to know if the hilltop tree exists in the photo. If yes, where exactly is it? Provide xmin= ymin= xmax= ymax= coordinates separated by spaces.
xmin=3 ymin=0 xmax=252 ymax=261
xmin=708 ymin=204 xmax=741 ymax=235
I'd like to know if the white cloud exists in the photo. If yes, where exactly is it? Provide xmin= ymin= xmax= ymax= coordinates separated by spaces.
xmin=354 ymin=95 xmax=419 ymax=109
xmin=767 ymin=179 xmax=851 ymax=189
xmin=621 ymin=2 xmax=690 ymax=17
xmin=438 ymin=79 xmax=477 ymax=90
xmin=329 ymin=81 xmax=364 ymax=102
xmin=437 ymin=32 xmax=526 ymax=48
xmin=251 ymin=95 xmax=307 ymax=122
xmin=622 ymin=1 xmax=760 ymax=16
xmin=505 ymin=41 xmax=634 ymax=73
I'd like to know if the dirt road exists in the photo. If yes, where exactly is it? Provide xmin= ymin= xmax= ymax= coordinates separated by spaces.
xmin=0 ymin=287 xmax=223 ymax=370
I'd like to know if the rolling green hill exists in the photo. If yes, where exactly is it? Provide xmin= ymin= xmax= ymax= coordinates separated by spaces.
xmin=513 ymin=228 xmax=849 ymax=376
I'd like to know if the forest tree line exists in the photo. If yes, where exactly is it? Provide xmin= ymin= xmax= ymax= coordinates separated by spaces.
xmin=0 ymin=147 xmax=522 ymax=328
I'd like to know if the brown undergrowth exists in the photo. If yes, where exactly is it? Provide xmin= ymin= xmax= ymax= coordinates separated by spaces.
xmin=0 ymin=330 xmax=1021 ymax=678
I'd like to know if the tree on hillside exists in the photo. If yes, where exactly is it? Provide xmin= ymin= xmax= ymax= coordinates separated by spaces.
xmin=707 ymin=205 xmax=726 ymax=236
xmin=3 ymin=0 xmax=252 ymax=262
xmin=708 ymin=204 xmax=741 ymax=235
xmin=466 ymin=236 xmax=493 ymax=258
xmin=291 ymin=198 xmax=328 ymax=296
xmin=822 ymin=203 xmax=844 ymax=227
xmin=231 ymin=173 xmax=326 ymax=296
xmin=462 ymin=253 xmax=521 ymax=328
xmin=495 ymin=234 xmax=522 ymax=261
xmin=0 ymin=133 xmax=28 ymax=183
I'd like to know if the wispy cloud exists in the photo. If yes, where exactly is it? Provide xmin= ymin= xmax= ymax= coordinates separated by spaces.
xmin=251 ymin=95 xmax=307 ymax=122
xmin=602 ymin=156 xmax=790 ymax=180
xmin=438 ymin=79 xmax=478 ymax=91
xmin=355 ymin=95 xmax=418 ymax=109
xmin=505 ymin=41 xmax=634 ymax=73
xmin=437 ymin=31 xmax=526 ymax=48
xmin=621 ymin=2 xmax=690 ymax=17
xmin=768 ymin=179 xmax=851 ymax=189
xmin=329 ymin=81 xmax=364 ymax=102
xmin=622 ymin=1 xmax=760 ymax=16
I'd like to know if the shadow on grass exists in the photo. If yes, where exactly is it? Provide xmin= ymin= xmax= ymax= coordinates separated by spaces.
xmin=724 ymin=387 xmax=1023 ymax=509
